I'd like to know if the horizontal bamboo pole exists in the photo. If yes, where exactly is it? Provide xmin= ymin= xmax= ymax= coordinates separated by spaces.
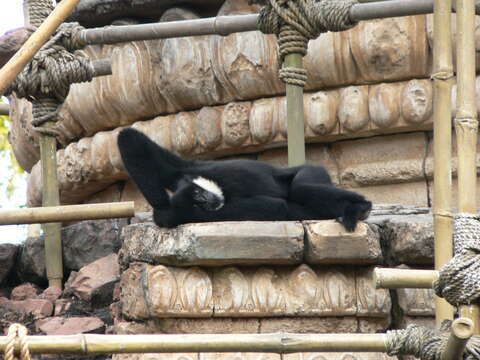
xmin=77 ymin=0 xmax=480 ymax=45
xmin=442 ymin=318 xmax=474 ymax=360
xmin=0 ymin=201 xmax=134 ymax=225
xmin=373 ymin=268 xmax=438 ymax=289
xmin=0 ymin=0 xmax=81 ymax=95
xmin=0 ymin=333 xmax=389 ymax=355
xmin=0 ymin=102 xmax=9 ymax=115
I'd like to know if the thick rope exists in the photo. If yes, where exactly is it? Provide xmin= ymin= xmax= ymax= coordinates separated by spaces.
xmin=24 ymin=0 xmax=54 ymax=28
xmin=4 ymin=323 xmax=31 ymax=360
xmin=433 ymin=213 xmax=480 ymax=306
xmin=386 ymin=322 xmax=480 ymax=360
xmin=5 ymin=22 xmax=92 ymax=137
xmin=255 ymin=0 xmax=358 ymax=86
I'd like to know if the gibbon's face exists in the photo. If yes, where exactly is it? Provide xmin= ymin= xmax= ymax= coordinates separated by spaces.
xmin=191 ymin=177 xmax=225 ymax=211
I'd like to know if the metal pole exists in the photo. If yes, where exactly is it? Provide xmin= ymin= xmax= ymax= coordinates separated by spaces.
xmin=0 ymin=202 xmax=135 ymax=225
xmin=455 ymin=0 xmax=480 ymax=334
xmin=0 ymin=333 xmax=390 ymax=355
xmin=432 ymin=0 xmax=454 ymax=325
xmin=77 ymin=0 xmax=480 ymax=45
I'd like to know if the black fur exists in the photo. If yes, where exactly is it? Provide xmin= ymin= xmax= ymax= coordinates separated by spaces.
xmin=118 ymin=128 xmax=372 ymax=232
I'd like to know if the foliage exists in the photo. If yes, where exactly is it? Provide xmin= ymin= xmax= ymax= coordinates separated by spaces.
xmin=0 ymin=97 xmax=24 ymax=199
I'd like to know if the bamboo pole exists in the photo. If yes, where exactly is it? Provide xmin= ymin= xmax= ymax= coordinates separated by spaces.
xmin=0 ymin=201 xmax=135 ymax=225
xmin=0 ymin=0 xmax=81 ymax=95
xmin=0 ymin=103 xmax=9 ymax=115
xmin=373 ymin=268 xmax=438 ymax=289
xmin=285 ymin=54 xmax=306 ymax=166
xmin=454 ymin=0 xmax=480 ymax=334
xmin=432 ymin=0 xmax=454 ymax=324
xmin=441 ymin=318 xmax=474 ymax=360
xmin=0 ymin=333 xmax=390 ymax=355
xmin=77 ymin=0 xmax=480 ymax=45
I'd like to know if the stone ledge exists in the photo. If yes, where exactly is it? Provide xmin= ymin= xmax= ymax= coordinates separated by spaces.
xmin=119 ymin=220 xmax=381 ymax=267
xmin=120 ymin=263 xmax=390 ymax=319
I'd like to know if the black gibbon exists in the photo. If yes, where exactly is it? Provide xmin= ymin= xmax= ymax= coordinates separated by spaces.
xmin=117 ymin=128 xmax=372 ymax=232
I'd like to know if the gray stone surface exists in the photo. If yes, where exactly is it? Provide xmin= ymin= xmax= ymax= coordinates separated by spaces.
xmin=304 ymin=221 xmax=382 ymax=264
xmin=120 ymin=221 xmax=304 ymax=267
xmin=18 ymin=219 xmax=128 ymax=283
xmin=0 ymin=244 xmax=18 ymax=284
xmin=370 ymin=214 xmax=433 ymax=265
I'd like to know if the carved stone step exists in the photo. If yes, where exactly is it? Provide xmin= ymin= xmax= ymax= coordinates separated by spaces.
xmin=120 ymin=263 xmax=390 ymax=319
xmin=119 ymin=221 xmax=382 ymax=267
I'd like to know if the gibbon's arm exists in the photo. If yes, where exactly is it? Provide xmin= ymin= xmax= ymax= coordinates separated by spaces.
xmin=117 ymin=128 xmax=192 ymax=208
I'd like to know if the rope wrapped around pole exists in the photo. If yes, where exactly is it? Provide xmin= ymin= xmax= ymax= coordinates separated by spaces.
xmin=433 ymin=214 xmax=480 ymax=306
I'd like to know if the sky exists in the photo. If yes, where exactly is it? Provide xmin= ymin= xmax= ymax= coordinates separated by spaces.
xmin=0 ymin=1 xmax=31 ymax=243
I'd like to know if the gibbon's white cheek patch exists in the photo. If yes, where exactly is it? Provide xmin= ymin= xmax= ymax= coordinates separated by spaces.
xmin=192 ymin=176 xmax=224 ymax=201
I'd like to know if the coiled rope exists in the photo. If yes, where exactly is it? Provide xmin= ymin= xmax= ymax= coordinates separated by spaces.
xmin=253 ymin=0 xmax=358 ymax=86
xmin=4 ymin=324 xmax=31 ymax=360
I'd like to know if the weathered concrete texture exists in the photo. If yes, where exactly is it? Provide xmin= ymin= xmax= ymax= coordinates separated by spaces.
xmin=120 ymin=222 xmax=304 ymax=267
xmin=304 ymin=222 xmax=382 ymax=264
xmin=0 ymin=244 xmax=18 ymax=284
xmin=120 ymin=263 xmax=390 ymax=320
xmin=18 ymin=218 xmax=127 ymax=283
xmin=377 ymin=214 xmax=434 ymax=265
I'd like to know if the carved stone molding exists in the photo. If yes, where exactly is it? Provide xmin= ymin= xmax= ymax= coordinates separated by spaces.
xmin=25 ymin=77 xmax=436 ymax=206
xmin=120 ymin=263 xmax=390 ymax=320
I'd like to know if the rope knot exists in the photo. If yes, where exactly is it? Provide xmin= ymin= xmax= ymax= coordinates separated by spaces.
xmin=386 ymin=322 xmax=480 ymax=360
xmin=4 ymin=323 xmax=31 ymax=360
xmin=256 ymin=0 xmax=358 ymax=86
xmin=433 ymin=213 xmax=480 ymax=306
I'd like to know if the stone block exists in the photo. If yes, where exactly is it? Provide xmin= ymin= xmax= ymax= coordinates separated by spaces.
xmin=36 ymin=316 xmax=105 ymax=335
xmin=258 ymin=317 xmax=358 ymax=334
xmin=304 ymin=221 xmax=382 ymax=264
xmin=1 ymin=298 xmax=53 ymax=319
xmin=0 ymin=244 xmax=18 ymax=285
xmin=10 ymin=283 xmax=41 ymax=301
xmin=355 ymin=268 xmax=391 ymax=317
xmin=284 ymin=353 xmax=395 ymax=360
xmin=396 ymin=287 xmax=435 ymax=317
xmin=120 ymin=222 xmax=304 ymax=267
xmin=348 ymin=182 xmax=428 ymax=207
xmin=121 ymin=264 xmax=367 ymax=319
xmin=70 ymin=253 xmax=120 ymax=303
xmin=382 ymin=215 xmax=433 ymax=265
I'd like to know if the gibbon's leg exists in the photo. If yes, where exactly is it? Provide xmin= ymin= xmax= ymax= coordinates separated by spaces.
xmin=117 ymin=128 xmax=191 ymax=208
xmin=289 ymin=182 xmax=371 ymax=232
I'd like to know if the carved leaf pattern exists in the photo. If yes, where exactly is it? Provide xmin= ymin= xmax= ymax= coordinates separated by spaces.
xmin=214 ymin=267 xmax=249 ymax=313
xmin=147 ymin=265 xmax=178 ymax=315
xmin=251 ymin=268 xmax=285 ymax=313
xmin=179 ymin=267 xmax=213 ymax=313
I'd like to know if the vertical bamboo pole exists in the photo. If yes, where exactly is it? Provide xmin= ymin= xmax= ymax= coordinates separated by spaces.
xmin=23 ymin=0 xmax=63 ymax=289
xmin=432 ymin=0 xmax=454 ymax=324
xmin=284 ymin=54 xmax=306 ymax=166
xmin=455 ymin=0 xmax=480 ymax=333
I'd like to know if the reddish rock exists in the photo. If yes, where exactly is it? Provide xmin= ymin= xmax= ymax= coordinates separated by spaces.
xmin=54 ymin=299 xmax=72 ymax=316
xmin=2 ymin=298 xmax=53 ymax=319
xmin=36 ymin=316 xmax=105 ymax=335
xmin=10 ymin=283 xmax=41 ymax=300
xmin=40 ymin=286 xmax=62 ymax=302
xmin=70 ymin=253 xmax=120 ymax=303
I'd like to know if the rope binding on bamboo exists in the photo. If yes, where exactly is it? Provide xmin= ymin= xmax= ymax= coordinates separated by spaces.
xmin=433 ymin=213 xmax=480 ymax=306
xmin=386 ymin=321 xmax=480 ymax=360
xmin=4 ymin=9 xmax=90 ymax=140
xmin=4 ymin=324 xmax=31 ymax=360
xmin=252 ymin=0 xmax=358 ymax=87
